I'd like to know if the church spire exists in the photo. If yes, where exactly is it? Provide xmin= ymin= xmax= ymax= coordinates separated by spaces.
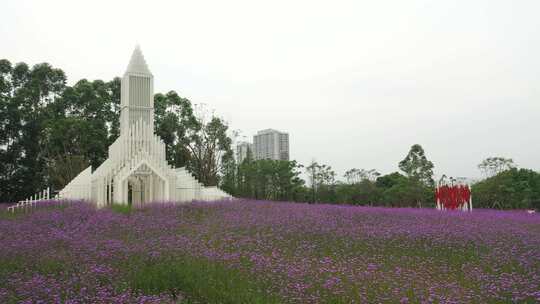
xmin=125 ymin=45 xmax=152 ymax=75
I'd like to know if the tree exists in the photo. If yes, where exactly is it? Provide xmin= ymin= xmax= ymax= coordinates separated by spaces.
xmin=0 ymin=59 xmax=19 ymax=201
xmin=472 ymin=168 xmax=540 ymax=209
xmin=344 ymin=168 xmax=360 ymax=184
xmin=381 ymin=178 xmax=432 ymax=208
xmin=219 ymin=150 xmax=237 ymax=195
xmin=154 ymin=91 xmax=197 ymax=168
xmin=234 ymin=158 xmax=304 ymax=201
xmin=46 ymin=155 xmax=89 ymax=190
xmin=375 ymin=172 xmax=407 ymax=189
xmin=336 ymin=179 xmax=382 ymax=206
xmin=236 ymin=147 xmax=255 ymax=197
xmin=0 ymin=60 xmax=66 ymax=201
xmin=305 ymin=161 xmax=336 ymax=203
xmin=305 ymin=161 xmax=320 ymax=202
xmin=277 ymin=160 xmax=305 ymax=201
xmin=399 ymin=144 xmax=434 ymax=186
xmin=373 ymin=172 xmax=433 ymax=207
xmin=478 ymin=157 xmax=515 ymax=177
xmin=42 ymin=78 xmax=120 ymax=190
xmin=364 ymin=169 xmax=381 ymax=181
xmin=183 ymin=106 xmax=233 ymax=186
xmin=318 ymin=164 xmax=336 ymax=186
xmin=344 ymin=168 xmax=380 ymax=184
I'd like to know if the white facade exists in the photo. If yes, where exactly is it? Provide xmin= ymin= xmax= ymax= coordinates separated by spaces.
xmin=59 ymin=46 xmax=231 ymax=207
xmin=253 ymin=129 xmax=289 ymax=161
xmin=236 ymin=142 xmax=252 ymax=163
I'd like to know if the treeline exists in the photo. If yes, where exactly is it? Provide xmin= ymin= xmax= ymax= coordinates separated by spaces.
xmin=0 ymin=59 xmax=233 ymax=202
xmin=472 ymin=168 xmax=540 ymax=209
xmin=221 ymin=144 xmax=435 ymax=207
xmin=221 ymin=150 xmax=540 ymax=210
xmin=222 ymin=159 xmax=540 ymax=210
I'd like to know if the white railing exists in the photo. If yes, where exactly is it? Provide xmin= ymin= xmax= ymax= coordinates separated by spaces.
xmin=7 ymin=187 xmax=55 ymax=213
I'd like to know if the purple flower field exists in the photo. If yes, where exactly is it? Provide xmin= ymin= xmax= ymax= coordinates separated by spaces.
xmin=1 ymin=200 xmax=539 ymax=303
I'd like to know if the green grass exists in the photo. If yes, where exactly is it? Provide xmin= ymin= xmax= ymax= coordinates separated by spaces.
xmin=0 ymin=210 xmax=18 ymax=220
xmin=0 ymin=256 xmax=70 ymax=290
xmin=0 ymin=206 xmax=39 ymax=219
xmin=125 ymin=254 xmax=281 ymax=304
xmin=109 ymin=204 xmax=133 ymax=214
xmin=0 ymin=258 xmax=25 ymax=286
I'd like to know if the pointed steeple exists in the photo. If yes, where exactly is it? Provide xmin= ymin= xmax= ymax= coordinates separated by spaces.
xmin=125 ymin=45 xmax=152 ymax=75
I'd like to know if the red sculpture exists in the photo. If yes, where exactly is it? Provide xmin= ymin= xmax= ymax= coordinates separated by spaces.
xmin=435 ymin=184 xmax=472 ymax=211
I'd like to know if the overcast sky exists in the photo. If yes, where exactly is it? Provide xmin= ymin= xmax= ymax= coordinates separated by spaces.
xmin=2 ymin=0 xmax=539 ymax=180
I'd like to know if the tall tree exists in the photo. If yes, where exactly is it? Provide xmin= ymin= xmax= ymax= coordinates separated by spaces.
xmin=183 ymin=106 xmax=233 ymax=186
xmin=236 ymin=147 xmax=255 ymax=197
xmin=219 ymin=150 xmax=237 ymax=195
xmin=399 ymin=144 xmax=434 ymax=186
xmin=42 ymin=78 xmax=120 ymax=190
xmin=305 ymin=161 xmax=336 ymax=203
xmin=154 ymin=91 xmax=197 ymax=168
xmin=0 ymin=60 xmax=66 ymax=201
xmin=344 ymin=168 xmax=380 ymax=184
xmin=234 ymin=159 xmax=304 ymax=201
xmin=344 ymin=168 xmax=361 ymax=184
xmin=0 ymin=59 xmax=18 ymax=201
xmin=478 ymin=157 xmax=515 ymax=177
xmin=306 ymin=161 xmax=320 ymax=202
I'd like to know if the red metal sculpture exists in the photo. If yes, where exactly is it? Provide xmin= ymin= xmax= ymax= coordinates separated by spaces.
xmin=435 ymin=184 xmax=472 ymax=211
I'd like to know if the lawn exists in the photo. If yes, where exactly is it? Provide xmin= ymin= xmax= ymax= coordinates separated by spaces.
xmin=1 ymin=200 xmax=539 ymax=303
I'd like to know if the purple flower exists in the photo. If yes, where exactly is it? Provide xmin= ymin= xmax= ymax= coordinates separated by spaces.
xmin=1 ymin=199 xmax=539 ymax=302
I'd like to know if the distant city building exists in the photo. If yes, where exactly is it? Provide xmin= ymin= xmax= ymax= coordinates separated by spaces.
xmin=253 ymin=129 xmax=289 ymax=161
xmin=236 ymin=142 xmax=252 ymax=164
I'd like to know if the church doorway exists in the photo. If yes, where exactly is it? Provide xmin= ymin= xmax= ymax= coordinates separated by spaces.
xmin=117 ymin=162 xmax=169 ymax=206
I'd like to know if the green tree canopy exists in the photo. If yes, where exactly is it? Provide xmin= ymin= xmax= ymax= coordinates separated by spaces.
xmin=234 ymin=159 xmax=304 ymax=201
xmin=472 ymin=168 xmax=540 ymax=209
xmin=0 ymin=60 xmax=66 ymax=201
xmin=398 ymin=144 xmax=434 ymax=186
xmin=478 ymin=157 xmax=515 ymax=177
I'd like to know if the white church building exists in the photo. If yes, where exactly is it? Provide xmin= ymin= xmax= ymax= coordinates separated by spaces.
xmin=58 ymin=46 xmax=231 ymax=207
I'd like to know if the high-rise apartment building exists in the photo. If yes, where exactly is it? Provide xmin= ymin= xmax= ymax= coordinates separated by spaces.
xmin=253 ymin=129 xmax=289 ymax=161
xmin=236 ymin=142 xmax=253 ymax=164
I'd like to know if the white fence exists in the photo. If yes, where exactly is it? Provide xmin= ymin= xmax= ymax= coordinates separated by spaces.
xmin=6 ymin=187 xmax=58 ymax=213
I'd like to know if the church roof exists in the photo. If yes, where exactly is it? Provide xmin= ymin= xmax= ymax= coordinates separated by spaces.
xmin=125 ymin=45 xmax=152 ymax=75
